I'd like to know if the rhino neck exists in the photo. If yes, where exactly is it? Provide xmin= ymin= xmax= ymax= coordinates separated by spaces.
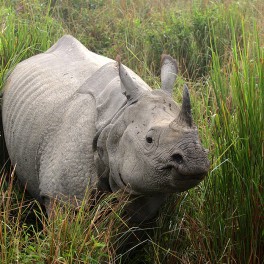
xmin=78 ymin=62 xmax=128 ymax=132
xmin=92 ymin=101 xmax=127 ymax=152
xmin=95 ymin=105 xmax=131 ymax=193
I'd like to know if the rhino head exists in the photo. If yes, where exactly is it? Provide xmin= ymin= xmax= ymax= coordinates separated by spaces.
xmin=97 ymin=55 xmax=210 ymax=196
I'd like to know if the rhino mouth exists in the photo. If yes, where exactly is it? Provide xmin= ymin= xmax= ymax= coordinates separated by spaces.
xmin=117 ymin=168 xmax=206 ymax=195
xmin=161 ymin=164 xmax=206 ymax=182
xmin=116 ymin=164 xmax=206 ymax=195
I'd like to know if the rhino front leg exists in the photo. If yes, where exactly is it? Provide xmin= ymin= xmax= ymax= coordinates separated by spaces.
xmin=38 ymin=94 xmax=97 ymax=205
xmin=43 ymin=196 xmax=56 ymax=218
xmin=43 ymin=195 xmax=75 ymax=218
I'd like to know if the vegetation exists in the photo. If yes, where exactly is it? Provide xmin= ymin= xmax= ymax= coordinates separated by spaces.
xmin=0 ymin=0 xmax=263 ymax=263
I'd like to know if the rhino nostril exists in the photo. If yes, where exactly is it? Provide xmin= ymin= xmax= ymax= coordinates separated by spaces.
xmin=146 ymin=136 xmax=153 ymax=144
xmin=171 ymin=153 xmax=184 ymax=164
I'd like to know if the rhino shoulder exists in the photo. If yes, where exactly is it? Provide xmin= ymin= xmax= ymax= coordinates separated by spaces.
xmin=38 ymin=93 xmax=97 ymax=200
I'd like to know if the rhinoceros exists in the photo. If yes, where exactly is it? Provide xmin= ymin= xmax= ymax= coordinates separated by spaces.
xmin=1 ymin=35 xmax=210 ymax=222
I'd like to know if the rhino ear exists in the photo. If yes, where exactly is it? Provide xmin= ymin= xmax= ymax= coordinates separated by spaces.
xmin=160 ymin=54 xmax=178 ymax=96
xmin=116 ymin=55 xmax=144 ymax=104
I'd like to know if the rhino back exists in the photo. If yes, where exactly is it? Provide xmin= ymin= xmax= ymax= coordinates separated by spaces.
xmin=2 ymin=35 xmax=111 ymax=199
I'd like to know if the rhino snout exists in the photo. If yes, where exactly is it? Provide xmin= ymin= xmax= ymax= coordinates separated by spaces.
xmin=164 ymin=147 xmax=210 ymax=181
xmin=177 ymin=156 xmax=210 ymax=180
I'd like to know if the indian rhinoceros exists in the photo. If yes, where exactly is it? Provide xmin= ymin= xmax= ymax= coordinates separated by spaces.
xmin=1 ymin=35 xmax=210 ymax=222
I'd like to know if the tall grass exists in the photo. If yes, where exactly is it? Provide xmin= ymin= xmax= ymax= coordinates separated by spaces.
xmin=0 ymin=0 xmax=64 ymax=87
xmin=0 ymin=0 xmax=263 ymax=263
xmin=0 ymin=169 xmax=141 ymax=263
xmin=206 ymin=20 xmax=263 ymax=262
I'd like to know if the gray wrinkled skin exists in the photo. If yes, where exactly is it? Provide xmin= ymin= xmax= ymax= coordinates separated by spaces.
xmin=2 ymin=35 xmax=210 ymax=222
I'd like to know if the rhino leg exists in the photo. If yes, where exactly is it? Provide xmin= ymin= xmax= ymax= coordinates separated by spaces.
xmin=37 ymin=94 xmax=98 ymax=209
xmin=43 ymin=197 xmax=55 ymax=218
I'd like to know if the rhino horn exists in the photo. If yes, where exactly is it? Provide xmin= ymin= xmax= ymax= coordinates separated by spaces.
xmin=160 ymin=54 xmax=178 ymax=96
xmin=116 ymin=55 xmax=144 ymax=104
xmin=172 ymin=84 xmax=193 ymax=128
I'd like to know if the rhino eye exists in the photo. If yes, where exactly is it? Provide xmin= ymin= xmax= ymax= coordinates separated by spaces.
xmin=146 ymin=136 xmax=153 ymax=144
